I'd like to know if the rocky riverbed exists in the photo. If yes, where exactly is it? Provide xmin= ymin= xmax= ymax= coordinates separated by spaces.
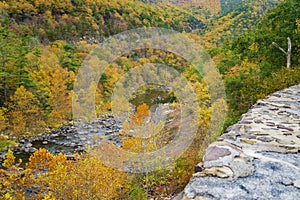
xmin=0 ymin=103 xmax=177 ymax=166
xmin=0 ymin=114 xmax=123 ymax=166
xmin=178 ymin=84 xmax=300 ymax=199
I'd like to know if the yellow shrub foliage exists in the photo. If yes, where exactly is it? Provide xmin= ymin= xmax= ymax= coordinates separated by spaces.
xmin=0 ymin=149 xmax=130 ymax=199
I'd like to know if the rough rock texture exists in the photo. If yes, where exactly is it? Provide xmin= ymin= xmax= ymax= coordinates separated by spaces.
xmin=0 ymin=104 xmax=177 ymax=166
xmin=180 ymin=85 xmax=300 ymax=199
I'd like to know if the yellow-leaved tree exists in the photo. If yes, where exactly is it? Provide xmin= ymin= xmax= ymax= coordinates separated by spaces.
xmin=28 ymin=149 xmax=130 ymax=199
xmin=1 ymin=148 xmax=131 ymax=199
xmin=30 ymin=47 xmax=75 ymax=128
xmin=0 ymin=150 xmax=33 ymax=199
xmin=0 ymin=107 xmax=7 ymax=132
xmin=120 ymin=104 xmax=166 ymax=153
xmin=6 ymin=86 xmax=44 ymax=139
xmin=119 ymin=104 xmax=174 ymax=198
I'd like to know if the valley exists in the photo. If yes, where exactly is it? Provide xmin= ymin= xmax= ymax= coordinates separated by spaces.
xmin=0 ymin=0 xmax=299 ymax=199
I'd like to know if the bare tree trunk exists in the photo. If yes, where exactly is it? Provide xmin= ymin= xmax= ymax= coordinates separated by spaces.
xmin=287 ymin=37 xmax=291 ymax=69
xmin=272 ymin=37 xmax=292 ymax=69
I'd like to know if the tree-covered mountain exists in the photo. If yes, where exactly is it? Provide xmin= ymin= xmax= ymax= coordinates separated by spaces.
xmin=220 ymin=0 xmax=278 ymax=13
xmin=141 ymin=0 xmax=221 ymax=15
xmin=0 ymin=1 xmax=211 ymax=198
xmin=212 ymin=0 xmax=300 ymax=126
xmin=0 ymin=0 xmax=204 ymax=43
xmin=0 ymin=0 xmax=299 ymax=199
xmin=196 ymin=0 xmax=282 ymax=47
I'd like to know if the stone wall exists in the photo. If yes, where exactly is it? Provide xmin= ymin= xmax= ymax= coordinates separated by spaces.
xmin=178 ymin=84 xmax=300 ymax=199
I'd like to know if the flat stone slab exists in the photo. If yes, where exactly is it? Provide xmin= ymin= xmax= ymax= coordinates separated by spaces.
xmin=181 ymin=85 xmax=300 ymax=199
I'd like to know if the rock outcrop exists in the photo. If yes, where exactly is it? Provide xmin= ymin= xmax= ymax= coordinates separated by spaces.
xmin=180 ymin=85 xmax=300 ymax=199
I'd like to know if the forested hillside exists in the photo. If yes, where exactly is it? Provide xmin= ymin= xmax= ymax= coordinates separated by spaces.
xmin=0 ymin=0 xmax=299 ymax=199
xmin=0 ymin=0 xmax=203 ymax=43
xmin=197 ymin=0 xmax=282 ymax=47
xmin=213 ymin=0 xmax=300 ymax=126
xmin=141 ymin=0 xmax=221 ymax=15
xmin=0 ymin=0 xmax=205 ymax=138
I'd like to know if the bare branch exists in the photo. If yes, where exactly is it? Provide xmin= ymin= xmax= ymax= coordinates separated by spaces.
xmin=272 ymin=38 xmax=292 ymax=69
xmin=272 ymin=42 xmax=287 ymax=55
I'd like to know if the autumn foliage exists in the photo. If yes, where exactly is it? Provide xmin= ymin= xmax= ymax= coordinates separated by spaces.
xmin=1 ymin=0 xmax=300 ymax=199
xmin=0 ymin=149 xmax=130 ymax=199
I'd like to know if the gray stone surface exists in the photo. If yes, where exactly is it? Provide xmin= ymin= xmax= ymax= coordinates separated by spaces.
xmin=181 ymin=85 xmax=300 ymax=199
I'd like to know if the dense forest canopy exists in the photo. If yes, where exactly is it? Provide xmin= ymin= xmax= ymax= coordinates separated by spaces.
xmin=0 ymin=0 xmax=299 ymax=199
xmin=0 ymin=0 xmax=205 ymax=43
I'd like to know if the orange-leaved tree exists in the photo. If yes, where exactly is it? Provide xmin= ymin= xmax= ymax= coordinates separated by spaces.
xmin=120 ymin=103 xmax=166 ymax=153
